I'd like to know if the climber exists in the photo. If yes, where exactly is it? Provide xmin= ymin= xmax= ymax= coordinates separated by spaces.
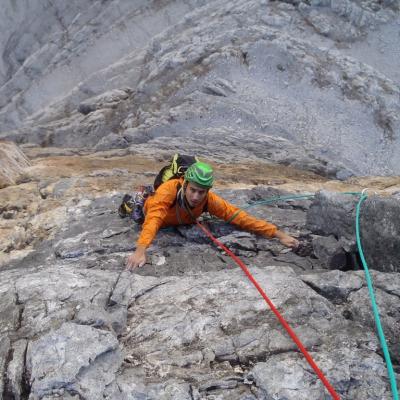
xmin=126 ymin=162 xmax=299 ymax=270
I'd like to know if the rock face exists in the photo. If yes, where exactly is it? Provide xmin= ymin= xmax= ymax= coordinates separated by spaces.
xmin=0 ymin=1 xmax=202 ymax=129
xmin=0 ymin=141 xmax=30 ymax=188
xmin=312 ymin=235 xmax=347 ymax=270
xmin=1 ymin=0 xmax=399 ymax=177
xmin=27 ymin=323 xmax=121 ymax=399
xmin=307 ymin=191 xmax=400 ymax=273
xmin=0 ymin=188 xmax=398 ymax=399
xmin=1 ymin=1 xmax=400 ymax=399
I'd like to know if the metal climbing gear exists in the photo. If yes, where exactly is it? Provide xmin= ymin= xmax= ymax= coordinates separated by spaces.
xmin=118 ymin=185 xmax=154 ymax=224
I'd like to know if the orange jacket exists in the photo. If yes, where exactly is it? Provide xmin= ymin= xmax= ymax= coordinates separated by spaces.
xmin=136 ymin=178 xmax=277 ymax=248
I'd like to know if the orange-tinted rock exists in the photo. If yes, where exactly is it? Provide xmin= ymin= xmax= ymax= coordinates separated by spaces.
xmin=0 ymin=141 xmax=31 ymax=189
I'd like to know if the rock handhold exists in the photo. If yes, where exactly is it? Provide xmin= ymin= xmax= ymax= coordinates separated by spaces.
xmin=312 ymin=235 xmax=347 ymax=270
xmin=307 ymin=191 xmax=400 ymax=273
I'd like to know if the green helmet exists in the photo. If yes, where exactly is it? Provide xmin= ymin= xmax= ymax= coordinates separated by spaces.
xmin=184 ymin=162 xmax=214 ymax=188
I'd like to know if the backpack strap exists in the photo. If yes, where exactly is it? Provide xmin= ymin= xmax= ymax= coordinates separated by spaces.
xmin=153 ymin=165 xmax=170 ymax=190
xmin=170 ymin=183 xmax=182 ymax=209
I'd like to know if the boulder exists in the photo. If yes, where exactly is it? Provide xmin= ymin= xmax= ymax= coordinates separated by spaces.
xmin=312 ymin=235 xmax=347 ymax=270
xmin=307 ymin=191 xmax=400 ymax=272
xmin=94 ymin=133 xmax=129 ymax=151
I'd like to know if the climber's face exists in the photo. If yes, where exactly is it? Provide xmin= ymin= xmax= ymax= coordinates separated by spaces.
xmin=185 ymin=182 xmax=208 ymax=207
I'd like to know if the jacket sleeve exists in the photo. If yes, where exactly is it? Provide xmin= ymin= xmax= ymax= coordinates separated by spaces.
xmin=207 ymin=191 xmax=277 ymax=238
xmin=136 ymin=182 xmax=177 ymax=248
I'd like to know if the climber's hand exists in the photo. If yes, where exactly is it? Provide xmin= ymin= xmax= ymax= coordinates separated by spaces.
xmin=275 ymin=230 xmax=299 ymax=249
xmin=126 ymin=245 xmax=147 ymax=270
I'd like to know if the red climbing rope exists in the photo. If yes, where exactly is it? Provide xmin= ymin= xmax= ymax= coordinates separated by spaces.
xmin=196 ymin=221 xmax=341 ymax=400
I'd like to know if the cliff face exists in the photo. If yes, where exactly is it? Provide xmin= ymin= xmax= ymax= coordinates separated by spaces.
xmin=1 ymin=1 xmax=400 ymax=399
xmin=1 ymin=177 xmax=400 ymax=399
xmin=0 ymin=0 xmax=399 ymax=176
xmin=0 ymin=0 xmax=203 ymax=129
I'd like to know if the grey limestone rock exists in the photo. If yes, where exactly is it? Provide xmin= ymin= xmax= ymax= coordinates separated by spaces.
xmin=300 ymin=270 xmax=364 ymax=304
xmin=0 ymin=335 xmax=11 ymax=397
xmin=359 ymin=196 xmax=400 ymax=272
xmin=94 ymin=133 xmax=129 ymax=151
xmin=1 ymin=0 xmax=399 ymax=176
xmin=6 ymin=339 xmax=28 ymax=400
xmin=1 ymin=0 xmax=400 ymax=396
xmin=249 ymin=348 xmax=394 ymax=399
xmin=122 ymin=128 xmax=150 ymax=145
xmin=0 ymin=189 xmax=398 ymax=398
xmin=74 ymin=305 xmax=114 ymax=331
xmin=312 ymin=235 xmax=347 ymax=270
xmin=78 ymin=89 xmax=131 ymax=115
xmin=77 ymin=103 xmax=96 ymax=116
xmin=27 ymin=322 xmax=121 ymax=399
xmin=345 ymin=273 xmax=400 ymax=362
xmin=307 ymin=191 xmax=400 ymax=272
xmin=306 ymin=191 xmax=359 ymax=241
xmin=0 ymin=285 xmax=20 ymax=335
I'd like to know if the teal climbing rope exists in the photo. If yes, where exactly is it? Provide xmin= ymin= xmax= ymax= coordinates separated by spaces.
xmin=355 ymin=193 xmax=399 ymax=400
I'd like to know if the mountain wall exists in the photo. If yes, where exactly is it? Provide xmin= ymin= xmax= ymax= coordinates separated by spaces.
xmin=1 ymin=0 xmax=399 ymax=176
xmin=0 ymin=1 xmax=400 ymax=399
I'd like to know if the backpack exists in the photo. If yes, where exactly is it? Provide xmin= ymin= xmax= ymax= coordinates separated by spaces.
xmin=153 ymin=153 xmax=198 ymax=190
xmin=118 ymin=153 xmax=198 ymax=222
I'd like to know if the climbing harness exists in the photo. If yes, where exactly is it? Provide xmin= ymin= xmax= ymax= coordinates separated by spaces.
xmin=118 ymin=185 xmax=154 ymax=224
xmin=195 ymin=190 xmax=398 ymax=400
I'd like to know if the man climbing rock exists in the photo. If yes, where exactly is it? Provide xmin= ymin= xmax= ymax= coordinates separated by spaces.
xmin=126 ymin=162 xmax=299 ymax=269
